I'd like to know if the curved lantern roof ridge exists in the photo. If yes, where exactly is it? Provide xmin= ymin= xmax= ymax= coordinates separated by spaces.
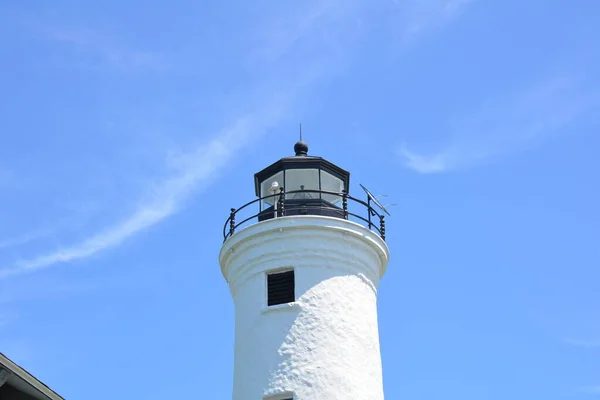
xmin=253 ymin=140 xmax=351 ymax=197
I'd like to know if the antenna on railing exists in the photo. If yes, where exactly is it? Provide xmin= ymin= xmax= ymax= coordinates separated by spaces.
xmin=359 ymin=184 xmax=391 ymax=216
xmin=373 ymin=194 xmax=397 ymax=212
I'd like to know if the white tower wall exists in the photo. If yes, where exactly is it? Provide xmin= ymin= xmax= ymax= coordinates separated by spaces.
xmin=219 ymin=215 xmax=390 ymax=400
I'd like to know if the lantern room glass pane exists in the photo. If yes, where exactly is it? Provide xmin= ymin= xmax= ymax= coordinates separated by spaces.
xmin=320 ymin=170 xmax=344 ymax=204
xmin=285 ymin=169 xmax=319 ymax=199
xmin=260 ymin=171 xmax=283 ymax=210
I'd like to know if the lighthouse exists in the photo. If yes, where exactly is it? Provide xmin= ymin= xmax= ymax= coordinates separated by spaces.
xmin=219 ymin=140 xmax=390 ymax=400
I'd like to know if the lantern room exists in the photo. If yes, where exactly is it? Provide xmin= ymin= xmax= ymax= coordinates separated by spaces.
xmin=222 ymin=139 xmax=387 ymax=242
xmin=254 ymin=141 xmax=350 ymax=221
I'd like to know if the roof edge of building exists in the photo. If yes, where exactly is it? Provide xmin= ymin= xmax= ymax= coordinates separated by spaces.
xmin=0 ymin=352 xmax=65 ymax=400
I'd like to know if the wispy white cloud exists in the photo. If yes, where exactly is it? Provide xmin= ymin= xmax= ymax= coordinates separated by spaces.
xmin=392 ymin=0 xmax=473 ymax=44
xmin=397 ymin=146 xmax=451 ymax=174
xmin=398 ymin=76 xmax=598 ymax=174
xmin=581 ymin=386 xmax=600 ymax=395
xmin=0 ymin=6 xmax=332 ymax=277
xmin=564 ymin=338 xmax=600 ymax=348
xmin=21 ymin=19 xmax=166 ymax=73
xmin=444 ymin=0 xmax=474 ymax=15
xmin=0 ymin=312 xmax=12 ymax=329
xmin=0 ymin=268 xmax=157 ymax=305
xmin=0 ymin=229 xmax=53 ymax=250
xmin=0 ymin=108 xmax=286 ymax=277
xmin=0 ymin=165 xmax=15 ymax=190
xmin=1 ymin=0 xmax=473 ymax=276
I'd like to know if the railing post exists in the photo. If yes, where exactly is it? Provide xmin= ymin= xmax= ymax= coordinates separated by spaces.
xmin=367 ymin=197 xmax=372 ymax=229
xmin=379 ymin=215 xmax=386 ymax=241
xmin=229 ymin=208 xmax=236 ymax=237
xmin=277 ymin=187 xmax=285 ymax=217
xmin=342 ymin=190 xmax=348 ymax=219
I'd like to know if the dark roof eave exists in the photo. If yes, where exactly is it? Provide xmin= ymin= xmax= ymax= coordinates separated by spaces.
xmin=0 ymin=353 xmax=64 ymax=400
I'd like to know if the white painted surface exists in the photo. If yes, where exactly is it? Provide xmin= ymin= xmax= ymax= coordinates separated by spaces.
xmin=219 ymin=216 xmax=390 ymax=400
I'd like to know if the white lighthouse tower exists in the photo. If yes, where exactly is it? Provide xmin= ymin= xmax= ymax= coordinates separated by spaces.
xmin=219 ymin=140 xmax=390 ymax=400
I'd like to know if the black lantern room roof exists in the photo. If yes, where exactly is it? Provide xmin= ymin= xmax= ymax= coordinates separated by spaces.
xmin=253 ymin=141 xmax=350 ymax=197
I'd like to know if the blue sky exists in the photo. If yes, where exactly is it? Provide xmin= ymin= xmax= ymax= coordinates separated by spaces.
xmin=0 ymin=0 xmax=599 ymax=398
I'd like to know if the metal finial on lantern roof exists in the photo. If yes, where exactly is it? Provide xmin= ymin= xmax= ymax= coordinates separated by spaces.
xmin=294 ymin=123 xmax=308 ymax=156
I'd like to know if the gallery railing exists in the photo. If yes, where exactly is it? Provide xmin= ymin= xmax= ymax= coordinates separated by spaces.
xmin=222 ymin=188 xmax=386 ymax=242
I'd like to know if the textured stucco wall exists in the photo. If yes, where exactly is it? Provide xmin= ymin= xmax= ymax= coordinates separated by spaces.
xmin=220 ymin=216 xmax=390 ymax=400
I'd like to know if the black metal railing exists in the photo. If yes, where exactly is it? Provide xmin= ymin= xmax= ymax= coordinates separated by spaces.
xmin=222 ymin=188 xmax=387 ymax=242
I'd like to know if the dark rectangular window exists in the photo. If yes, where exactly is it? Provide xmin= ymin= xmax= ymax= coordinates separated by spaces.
xmin=267 ymin=270 xmax=295 ymax=306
